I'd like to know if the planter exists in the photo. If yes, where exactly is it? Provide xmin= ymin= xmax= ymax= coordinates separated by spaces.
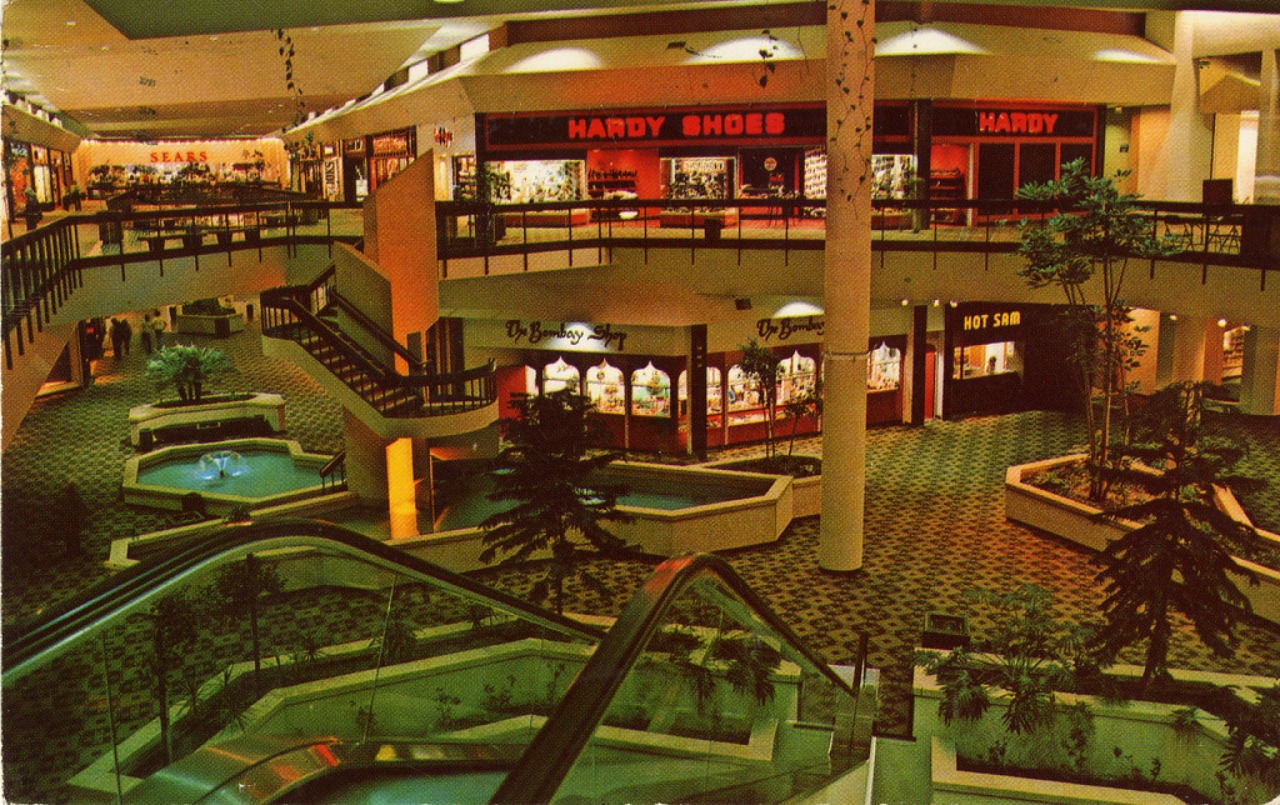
xmin=908 ymin=665 xmax=1279 ymax=805
xmin=176 ymin=311 xmax=245 ymax=337
xmin=129 ymin=392 xmax=285 ymax=447
xmin=921 ymin=612 xmax=970 ymax=650
xmin=1005 ymin=455 xmax=1280 ymax=625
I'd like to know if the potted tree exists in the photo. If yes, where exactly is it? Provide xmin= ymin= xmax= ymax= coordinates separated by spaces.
xmin=177 ymin=298 xmax=245 ymax=338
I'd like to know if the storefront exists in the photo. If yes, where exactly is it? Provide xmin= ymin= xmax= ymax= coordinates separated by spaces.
xmin=5 ymin=139 xmax=74 ymax=214
xmin=342 ymin=137 xmax=368 ymax=201
xmin=368 ymin=128 xmax=417 ymax=193
xmin=928 ymin=101 xmax=1101 ymax=220
xmin=943 ymin=302 xmax=1081 ymax=419
xmin=75 ymin=139 xmax=288 ymax=197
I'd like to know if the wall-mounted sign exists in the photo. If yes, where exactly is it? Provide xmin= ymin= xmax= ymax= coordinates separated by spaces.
xmin=150 ymin=149 xmax=209 ymax=163
xmin=485 ymin=105 xmax=827 ymax=152
xmin=756 ymin=316 xmax=824 ymax=342
xmin=933 ymin=105 xmax=1096 ymax=139
xmin=343 ymin=138 xmax=365 ymax=155
xmin=505 ymin=320 xmax=629 ymax=352
xmin=371 ymin=132 xmax=411 ymax=156
xmin=949 ymin=303 xmax=1032 ymax=347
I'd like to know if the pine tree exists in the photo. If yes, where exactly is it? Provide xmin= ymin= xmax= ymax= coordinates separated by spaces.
xmin=480 ymin=390 xmax=639 ymax=615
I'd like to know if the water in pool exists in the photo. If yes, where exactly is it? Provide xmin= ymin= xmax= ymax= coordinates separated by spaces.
xmin=139 ymin=450 xmax=323 ymax=497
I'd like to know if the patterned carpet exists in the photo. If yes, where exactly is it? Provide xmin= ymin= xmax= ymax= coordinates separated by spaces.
xmin=3 ymin=316 xmax=1279 ymax=743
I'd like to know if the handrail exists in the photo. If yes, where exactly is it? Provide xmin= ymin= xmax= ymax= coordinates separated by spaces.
xmin=1 ymin=518 xmax=604 ymax=684
xmin=491 ymin=551 xmax=869 ymax=805
xmin=330 ymin=290 xmax=430 ymax=373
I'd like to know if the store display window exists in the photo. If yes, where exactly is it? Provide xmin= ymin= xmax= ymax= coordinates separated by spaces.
xmin=631 ymin=362 xmax=671 ymax=417
xmin=777 ymin=351 xmax=817 ymax=407
xmin=952 ymin=341 xmax=1018 ymax=380
xmin=871 ymin=154 xmax=917 ymax=201
xmin=869 ymin=342 xmax=903 ymax=390
xmin=522 ymin=365 xmax=539 ymax=396
xmin=727 ymin=363 xmax=765 ymax=425
xmin=1222 ymin=325 xmax=1246 ymax=400
xmin=493 ymin=160 xmax=584 ymax=203
xmin=663 ymin=157 xmax=734 ymax=199
xmin=587 ymin=359 xmax=626 ymax=414
xmin=542 ymin=357 xmax=581 ymax=394
xmin=803 ymin=147 xmax=827 ymax=200
xmin=677 ymin=367 xmax=724 ymax=417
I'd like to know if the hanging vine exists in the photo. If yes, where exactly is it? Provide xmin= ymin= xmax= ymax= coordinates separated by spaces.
xmin=827 ymin=0 xmax=876 ymax=208
xmin=274 ymin=29 xmax=307 ymax=127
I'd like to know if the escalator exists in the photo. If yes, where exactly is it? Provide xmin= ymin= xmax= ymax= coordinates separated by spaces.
xmin=3 ymin=520 xmax=875 ymax=804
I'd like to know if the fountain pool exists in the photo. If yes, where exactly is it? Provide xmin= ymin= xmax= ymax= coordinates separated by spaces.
xmin=123 ymin=438 xmax=337 ymax=516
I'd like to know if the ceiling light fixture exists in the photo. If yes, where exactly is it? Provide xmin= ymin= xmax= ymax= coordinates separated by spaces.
xmin=65 ymin=19 xmax=77 ymax=26
xmin=1218 ymin=318 xmax=1228 ymax=328
xmin=900 ymin=297 xmax=910 ymax=307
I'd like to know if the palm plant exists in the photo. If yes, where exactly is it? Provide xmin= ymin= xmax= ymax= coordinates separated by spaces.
xmin=1092 ymin=382 xmax=1268 ymax=689
xmin=145 ymin=344 xmax=234 ymax=404
xmin=480 ymin=389 xmax=638 ymax=615
xmin=1016 ymin=159 xmax=1183 ymax=501
xmin=738 ymin=339 xmax=782 ymax=459
xmin=213 ymin=553 xmax=284 ymax=697
xmin=136 ymin=590 xmax=200 ymax=764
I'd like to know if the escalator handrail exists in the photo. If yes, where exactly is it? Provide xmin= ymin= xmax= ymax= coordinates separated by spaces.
xmin=2 ymin=518 xmax=605 ymax=683
xmin=490 ymin=552 xmax=869 ymax=805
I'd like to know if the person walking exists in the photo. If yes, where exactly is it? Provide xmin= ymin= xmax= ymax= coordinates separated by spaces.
xmin=141 ymin=313 xmax=153 ymax=354
xmin=119 ymin=318 xmax=132 ymax=356
xmin=109 ymin=318 xmax=124 ymax=358
xmin=150 ymin=311 xmax=167 ymax=350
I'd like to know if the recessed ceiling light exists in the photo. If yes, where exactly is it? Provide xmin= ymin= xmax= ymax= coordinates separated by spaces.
xmin=65 ymin=19 xmax=77 ymax=26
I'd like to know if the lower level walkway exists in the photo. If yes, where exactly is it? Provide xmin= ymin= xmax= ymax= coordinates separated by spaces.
xmin=3 ymin=317 xmax=1278 ymax=735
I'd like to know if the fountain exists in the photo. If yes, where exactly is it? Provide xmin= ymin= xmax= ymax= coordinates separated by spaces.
xmin=195 ymin=450 xmax=250 ymax=482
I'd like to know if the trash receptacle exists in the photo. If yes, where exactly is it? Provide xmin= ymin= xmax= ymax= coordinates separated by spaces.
xmin=704 ymin=217 xmax=723 ymax=241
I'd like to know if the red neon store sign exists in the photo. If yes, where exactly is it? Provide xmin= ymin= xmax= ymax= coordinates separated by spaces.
xmin=566 ymin=111 xmax=787 ymax=141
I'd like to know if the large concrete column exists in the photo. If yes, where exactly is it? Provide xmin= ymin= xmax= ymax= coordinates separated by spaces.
xmin=819 ymin=0 xmax=875 ymax=572
xmin=1164 ymin=13 xmax=1215 ymax=201
xmin=1256 ymin=48 xmax=1280 ymax=204
xmin=1158 ymin=315 xmax=1211 ymax=385
xmin=1239 ymin=326 xmax=1280 ymax=416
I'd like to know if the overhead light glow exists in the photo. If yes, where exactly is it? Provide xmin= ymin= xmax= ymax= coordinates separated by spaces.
xmin=507 ymin=47 xmax=603 ymax=73
xmin=877 ymin=28 xmax=986 ymax=56
xmin=773 ymin=301 xmax=824 ymax=318
xmin=698 ymin=35 xmax=804 ymax=63
xmin=1092 ymin=48 xmax=1166 ymax=65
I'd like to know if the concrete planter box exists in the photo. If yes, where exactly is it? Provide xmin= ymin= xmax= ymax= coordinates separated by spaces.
xmin=129 ymin=391 xmax=285 ymax=447
xmin=176 ymin=311 xmax=245 ymax=337
xmin=1006 ymin=455 xmax=1280 ymax=625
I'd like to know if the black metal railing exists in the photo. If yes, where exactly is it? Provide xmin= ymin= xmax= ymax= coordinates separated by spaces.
xmin=319 ymin=449 xmax=347 ymax=491
xmin=260 ymin=271 xmax=496 ymax=419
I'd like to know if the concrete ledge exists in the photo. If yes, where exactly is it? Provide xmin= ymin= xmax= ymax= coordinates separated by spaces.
xmin=128 ymin=392 xmax=284 ymax=447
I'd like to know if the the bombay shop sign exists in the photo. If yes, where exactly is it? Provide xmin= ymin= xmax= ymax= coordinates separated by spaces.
xmin=756 ymin=316 xmax=824 ymax=342
xmin=506 ymin=320 xmax=628 ymax=352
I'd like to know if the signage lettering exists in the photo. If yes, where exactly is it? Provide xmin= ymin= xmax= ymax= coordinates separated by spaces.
xmin=682 ymin=112 xmax=784 ymax=138
xmin=505 ymin=320 xmax=628 ymax=351
xmin=962 ymin=311 xmax=1021 ymax=331
xmin=977 ymin=111 xmax=1059 ymax=135
xmin=150 ymin=150 xmax=209 ymax=163
xmin=757 ymin=316 xmax=824 ymax=342
xmin=568 ymin=115 xmax=665 ymax=141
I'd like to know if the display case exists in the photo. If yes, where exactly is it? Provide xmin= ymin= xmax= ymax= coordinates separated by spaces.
xmin=631 ymin=362 xmax=671 ymax=418
xmin=495 ymin=159 xmax=583 ymax=203
xmin=952 ymin=341 xmax=1016 ymax=380
xmin=586 ymin=359 xmax=626 ymax=414
xmin=871 ymin=153 xmax=917 ymax=229
xmin=929 ymin=168 xmax=966 ymax=224
xmin=665 ymin=157 xmax=733 ymax=200
xmin=726 ymin=363 xmax=766 ymax=426
xmin=803 ymin=147 xmax=827 ymax=201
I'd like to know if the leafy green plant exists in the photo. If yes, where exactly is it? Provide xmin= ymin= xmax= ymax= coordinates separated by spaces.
xmin=212 ymin=554 xmax=284 ymax=697
xmin=1220 ymin=681 xmax=1280 ymax=794
xmin=145 ymin=344 xmax=234 ymax=404
xmin=738 ymin=339 xmax=782 ymax=458
xmin=433 ymin=688 xmax=462 ymax=730
xmin=480 ymin=389 xmax=639 ymax=615
xmin=1015 ymin=159 xmax=1183 ymax=502
xmin=136 ymin=590 xmax=200 ymax=765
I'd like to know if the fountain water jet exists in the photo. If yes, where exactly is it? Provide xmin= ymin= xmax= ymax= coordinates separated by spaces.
xmin=195 ymin=450 xmax=250 ymax=482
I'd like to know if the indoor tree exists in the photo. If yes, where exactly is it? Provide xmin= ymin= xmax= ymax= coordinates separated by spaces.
xmin=480 ymin=389 xmax=640 ymax=615
xmin=1092 ymin=381 xmax=1268 ymax=689
xmin=1015 ymin=159 xmax=1182 ymax=501
xmin=213 ymin=553 xmax=284 ymax=697
xmin=738 ymin=339 xmax=782 ymax=460
xmin=136 ymin=590 xmax=200 ymax=765
xmin=145 ymin=344 xmax=234 ymax=404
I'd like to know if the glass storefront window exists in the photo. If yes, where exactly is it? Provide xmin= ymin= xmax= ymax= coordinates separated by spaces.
xmin=707 ymin=367 xmax=723 ymax=415
xmin=952 ymin=341 xmax=1017 ymax=380
xmin=543 ymin=357 xmax=580 ymax=394
xmin=868 ymin=342 xmax=902 ymax=390
xmin=587 ymin=359 xmax=625 ymax=414
xmin=777 ymin=351 xmax=817 ymax=407
xmin=631 ymin=362 xmax=670 ymax=417
xmin=494 ymin=160 xmax=584 ymax=203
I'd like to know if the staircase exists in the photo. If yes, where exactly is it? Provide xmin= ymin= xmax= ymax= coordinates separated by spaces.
xmin=260 ymin=267 xmax=497 ymax=430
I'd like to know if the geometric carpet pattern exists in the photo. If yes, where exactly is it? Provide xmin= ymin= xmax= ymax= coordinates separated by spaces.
xmin=3 ymin=319 xmax=1278 ymax=738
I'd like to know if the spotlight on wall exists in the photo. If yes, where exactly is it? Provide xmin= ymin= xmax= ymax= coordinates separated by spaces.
xmin=949 ymin=299 xmax=959 ymax=308
xmin=735 ymin=298 xmax=752 ymax=311
xmin=1218 ymin=318 xmax=1228 ymax=328
xmin=1167 ymin=313 xmax=1178 ymax=321
xmin=900 ymin=297 xmax=910 ymax=307
xmin=932 ymin=298 xmax=941 ymax=307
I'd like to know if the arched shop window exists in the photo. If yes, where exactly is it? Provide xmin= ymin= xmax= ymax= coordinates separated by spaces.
xmin=868 ymin=342 xmax=902 ymax=390
xmin=522 ymin=365 xmax=539 ymax=395
xmin=542 ymin=357 xmax=580 ymax=394
xmin=631 ymin=362 xmax=671 ymax=417
xmin=677 ymin=367 xmax=725 ymax=417
xmin=776 ymin=351 xmax=817 ymax=407
xmin=727 ymin=363 xmax=764 ymax=423
xmin=587 ymin=359 xmax=625 ymax=414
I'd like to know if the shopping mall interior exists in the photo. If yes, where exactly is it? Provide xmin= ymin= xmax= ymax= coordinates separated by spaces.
xmin=3 ymin=1 xmax=1280 ymax=802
